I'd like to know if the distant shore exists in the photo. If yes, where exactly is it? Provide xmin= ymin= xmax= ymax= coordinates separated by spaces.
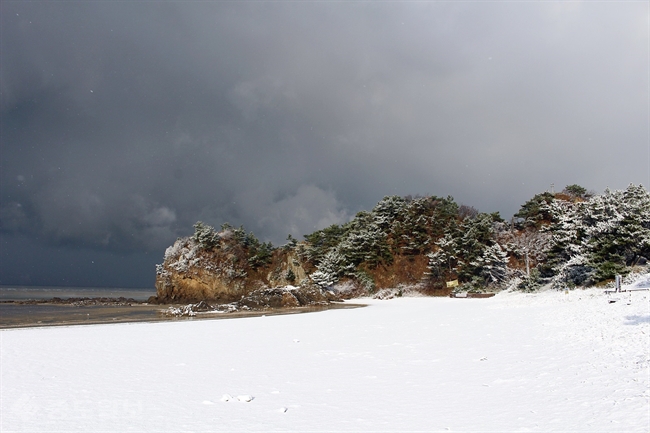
xmin=0 ymin=299 xmax=364 ymax=329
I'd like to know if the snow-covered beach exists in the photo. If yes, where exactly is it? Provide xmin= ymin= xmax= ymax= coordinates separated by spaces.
xmin=2 ymin=282 xmax=649 ymax=432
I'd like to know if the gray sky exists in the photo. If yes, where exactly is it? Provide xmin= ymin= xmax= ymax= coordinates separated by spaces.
xmin=1 ymin=1 xmax=648 ymax=288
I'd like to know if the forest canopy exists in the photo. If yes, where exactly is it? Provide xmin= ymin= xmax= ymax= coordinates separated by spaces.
xmin=164 ymin=184 xmax=649 ymax=295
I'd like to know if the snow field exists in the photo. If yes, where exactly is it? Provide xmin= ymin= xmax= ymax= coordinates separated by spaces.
xmin=2 ymin=286 xmax=649 ymax=432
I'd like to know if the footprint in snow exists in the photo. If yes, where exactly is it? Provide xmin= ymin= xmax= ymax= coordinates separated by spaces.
xmin=480 ymin=357 xmax=488 ymax=361
xmin=221 ymin=394 xmax=254 ymax=402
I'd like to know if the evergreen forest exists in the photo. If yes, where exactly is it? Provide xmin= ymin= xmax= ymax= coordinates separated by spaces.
xmin=182 ymin=184 xmax=650 ymax=294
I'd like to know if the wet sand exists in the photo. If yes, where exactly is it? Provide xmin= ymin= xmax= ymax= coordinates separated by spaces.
xmin=0 ymin=302 xmax=365 ymax=329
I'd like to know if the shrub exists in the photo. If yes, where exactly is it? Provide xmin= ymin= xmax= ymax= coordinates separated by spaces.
xmin=517 ymin=268 xmax=541 ymax=292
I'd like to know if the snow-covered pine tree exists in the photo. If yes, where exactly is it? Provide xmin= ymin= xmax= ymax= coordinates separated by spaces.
xmin=583 ymin=184 xmax=650 ymax=281
xmin=310 ymin=270 xmax=338 ymax=288
xmin=193 ymin=221 xmax=219 ymax=250
xmin=470 ymin=243 xmax=509 ymax=287
xmin=310 ymin=245 xmax=354 ymax=288
xmin=421 ymin=196 xmax=460 ymax=241
xmin=303 ymin=224 xmax=348 ymax=263
xmin=316 ymin=247 xmax=354 ymax=278
xmin=540 ymin=195 xmax=598 ymax=287
xmin=514 ymin=192 xmax=556 ymax=228
xmin=540 ymin=184 xmax=650 ymax=287
xmin=372 ymin=196 xmax=408 ymax=230
xmin=338 ymin=223 xmax=392 ymax=267
xmin=541 ymin=199 xmax=584 ymax=271
xmin=398 ymin=198 xmax=433 ymax=255
xmin=456 ymin=213 xmax=495 ymax=281
xmin=426 ymin=233 xmax=459 ymax=278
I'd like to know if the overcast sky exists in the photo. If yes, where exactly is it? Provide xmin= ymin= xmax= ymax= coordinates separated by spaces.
xmin=1 ymin=1 xmax=648 ymax=288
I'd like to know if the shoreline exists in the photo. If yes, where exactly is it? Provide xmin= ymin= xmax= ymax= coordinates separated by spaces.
xmin=0 ymin=300 xmax=365 ymax=330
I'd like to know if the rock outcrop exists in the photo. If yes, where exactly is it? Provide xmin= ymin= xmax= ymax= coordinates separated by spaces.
xmin=153 ymin=226 xmax=327 ymax=306
xmin=237 ymin=285 xmax=333 ymax=310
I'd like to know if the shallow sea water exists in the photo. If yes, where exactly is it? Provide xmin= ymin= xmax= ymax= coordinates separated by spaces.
xmin=0 ymin=285 xmax=363 ymax=329
xmin=0 ymin=285 xmax=159 ymax=328
xmin=0 ymin=285 xmax=156 ymax=301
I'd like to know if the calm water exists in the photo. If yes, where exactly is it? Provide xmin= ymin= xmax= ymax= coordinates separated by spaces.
xmin=0 ymin=286 xmax=158 ymax=328
xmin=0 ymin=286 xmax=363 ymax=329
xmin=0 ymin=285 xmax=156 ymax=301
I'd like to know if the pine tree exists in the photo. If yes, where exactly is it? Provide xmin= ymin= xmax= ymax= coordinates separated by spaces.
xmin=540 ymin=184 xmax=650 ymax=286
xmin=310 ymin=270 xmax=337 ymax=288
xmin=562 ymin=184 xmax=589 ymax=199
xmin=303 ymin=224 xmax=347 ymax=263
xmin=470 ymin=244 xmax=509 ymax=287
xmin=515 ymin=192 xmax=556 ymax=228
xmin=193 ymin=221 xmax=219 ymax=250
xmin=426 ymin=233 xmax=459 ymax=278
xmin=583 ymin=185 xmax=650 ymax=280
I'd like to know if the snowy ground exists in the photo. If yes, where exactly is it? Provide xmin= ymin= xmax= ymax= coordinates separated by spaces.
xmin=2 ymin=280 xmax=649 ymax=432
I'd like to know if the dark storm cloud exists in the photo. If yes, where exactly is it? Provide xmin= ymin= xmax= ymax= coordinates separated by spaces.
xmin=1 ymin=2 xmax=648 ymax=286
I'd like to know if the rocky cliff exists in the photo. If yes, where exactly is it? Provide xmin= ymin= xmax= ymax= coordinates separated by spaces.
xmin=153 ymin=224 xmax=323 ymax=305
